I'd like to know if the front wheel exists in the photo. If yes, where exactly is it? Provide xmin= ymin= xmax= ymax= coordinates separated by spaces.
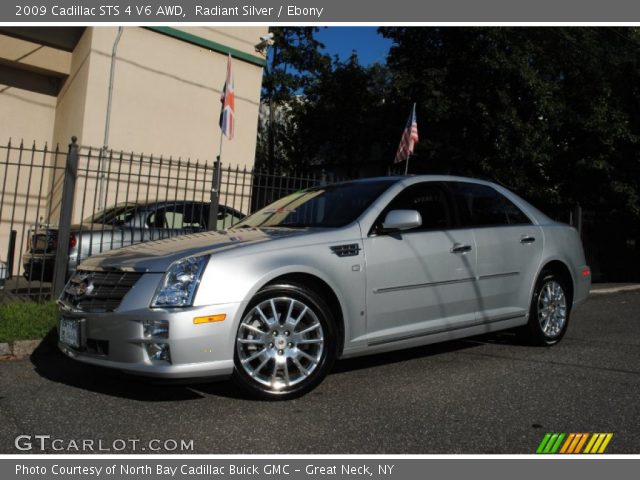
xmin=522 ymin=271 xmax=571 ymax=346
xmin=233 ymin=283 xmax=337 ymax=400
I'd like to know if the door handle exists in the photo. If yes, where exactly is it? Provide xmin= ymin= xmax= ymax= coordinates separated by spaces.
xmin=520 ymin=235 xmax=536 ymax=244
xmin=451 ymin=243 xmax=472 ymax=254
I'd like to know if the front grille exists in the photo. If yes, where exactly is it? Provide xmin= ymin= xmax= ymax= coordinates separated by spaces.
xmin=61 ymin=270 xmax=143 ymax=313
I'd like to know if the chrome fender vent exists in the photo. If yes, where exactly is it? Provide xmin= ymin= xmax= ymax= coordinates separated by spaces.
xmin=330 ymin=244 xmax=361 ymax=257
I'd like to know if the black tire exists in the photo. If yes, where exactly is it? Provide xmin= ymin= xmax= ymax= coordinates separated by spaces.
xmin=232 ymin=282 xmax=338 ymax=400
xmin=521 ymin=271 xmax=571 ymax=346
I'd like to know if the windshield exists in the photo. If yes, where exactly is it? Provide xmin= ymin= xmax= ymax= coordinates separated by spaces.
xmin=237 ymin=179 xmax=397 ymax=229
xmin=84 ymin=205 xmax=139 ymax=226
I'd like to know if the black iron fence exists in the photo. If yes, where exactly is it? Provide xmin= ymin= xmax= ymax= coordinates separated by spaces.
xmin=0 ymin=137 xmax=333 ymax=302
xmin=2 ymin=137 xmax=636 ymax=303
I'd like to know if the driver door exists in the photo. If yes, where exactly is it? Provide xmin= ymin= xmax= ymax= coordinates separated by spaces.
xmin=363 ymin=182 xmax=479 ymax=345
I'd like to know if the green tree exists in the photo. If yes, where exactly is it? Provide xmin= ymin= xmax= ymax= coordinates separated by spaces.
xmin=287 ymin=54 xmax=398 ymax=177
xmin=378 ymin=27 xmax=640 ymax=219
xmin=257 ymin=27 xmax=330 ymax=170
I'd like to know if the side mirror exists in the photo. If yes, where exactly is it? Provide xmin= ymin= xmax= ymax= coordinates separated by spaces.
xmin=382 ymin=209 xmax=422 ymax=232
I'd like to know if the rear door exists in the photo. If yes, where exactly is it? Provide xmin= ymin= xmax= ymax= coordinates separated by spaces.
xmin=448 ymin=182 xmax=543 ymax=322
xmin=363 ymin=182 xmax=479 ymax=345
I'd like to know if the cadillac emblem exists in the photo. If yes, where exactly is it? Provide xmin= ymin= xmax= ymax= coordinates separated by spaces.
xmin=65 ymin=272 xmax=95 ymax=299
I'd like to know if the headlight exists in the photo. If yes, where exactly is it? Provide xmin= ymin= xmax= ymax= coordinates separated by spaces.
xmin=151 ymin=255 xmax=209 ymax=307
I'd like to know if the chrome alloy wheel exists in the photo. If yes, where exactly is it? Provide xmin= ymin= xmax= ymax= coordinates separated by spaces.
xmin=236 ymin=297 xmax=325 ymax=391
xmin=537 ymin=280 xmax=567 ymax=338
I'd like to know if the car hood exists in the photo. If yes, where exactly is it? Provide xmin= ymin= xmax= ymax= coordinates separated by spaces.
xmin=78 ymin=228 xmax=308 ymax=273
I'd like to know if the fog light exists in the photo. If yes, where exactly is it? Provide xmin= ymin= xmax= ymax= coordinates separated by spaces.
xmin=146 ymin=343 xmax=171 ymax=362
xmin=143 ymin=320 xmax=169 ymax=338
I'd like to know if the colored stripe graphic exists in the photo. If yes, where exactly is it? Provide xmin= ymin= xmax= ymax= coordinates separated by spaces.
xmin=536 ymin=433 xmax=552 ymax=453
xmin=574 ymin=433 xmax=589 ymax=453
xmin=537 ymin=433 xmax=565 ymax=453
xmin=537 ymin=433 xmax=613 ymax=454
xmin=584 ymin=433 xmax=614 ymax=454
xmin=559 ymin=433 xmax=576 ymax=454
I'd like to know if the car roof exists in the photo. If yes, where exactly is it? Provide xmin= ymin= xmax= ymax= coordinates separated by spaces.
xmin=330 ymin=175 xmax=505 ymax=188
xmin=105 ymin=200 xmax=232 ymax=208
xmin=330 ymin=175 xmax=552 ymax=225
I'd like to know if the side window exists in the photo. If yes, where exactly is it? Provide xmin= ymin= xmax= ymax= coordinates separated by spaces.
xmin=217 ymin=208 xmax=241 ymax=230
xmin=384 ymin=182 xmax=454 ymax=231
xmin=448 ymin=182 xmax=531 ymax=227
xmin=146 ymin=209 xmax=165 ymax=229
xmin=181 ymin=203 xmax=206 ymax=230
xmin=163 ymin=210 xmax=185 ymax=229
xmin=147 ymin=205 xmax=190 ymax=229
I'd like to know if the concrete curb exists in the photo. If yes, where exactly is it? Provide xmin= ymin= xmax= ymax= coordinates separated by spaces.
xmin=590 ymin=284 xmax=640 ymax=295
xmin=0 ymin=339 xmax=41 ymax=359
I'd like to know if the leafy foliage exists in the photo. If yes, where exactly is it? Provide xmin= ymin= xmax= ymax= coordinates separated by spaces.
xmin=256 ymin=27 xmax=330 ymax=170
xmin=378 ymin=27 xmax=640 ymax=218
xmin=262 ymin=27 xmax=640 ymax=225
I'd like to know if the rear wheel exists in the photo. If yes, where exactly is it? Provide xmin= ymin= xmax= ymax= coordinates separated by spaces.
xmin=522 ymin=271 xmax=571 ymax=345
xmin=233 ymin=283 xmax=337 ymax=400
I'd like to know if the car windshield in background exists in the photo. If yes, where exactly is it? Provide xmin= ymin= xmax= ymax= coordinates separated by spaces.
xmin=237 ymin=179 xmax=398 ymax=229
xmin=84 ymin=205 xmax=138 ymax=225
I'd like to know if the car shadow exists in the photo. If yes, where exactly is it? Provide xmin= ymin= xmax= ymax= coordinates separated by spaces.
xmin=30 ymin=329 xmax=212 ymax=401
xmin=331 ymin=330 xmax=525 ymax=374
xmin=31 ymin=328 xmax=526 ymax=402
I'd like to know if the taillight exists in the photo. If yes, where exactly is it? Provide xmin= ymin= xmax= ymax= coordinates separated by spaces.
xmin=581 ymin=267 xmax=591 ymax=277
xmin=69 ymin=234 xmax=77 ymax=248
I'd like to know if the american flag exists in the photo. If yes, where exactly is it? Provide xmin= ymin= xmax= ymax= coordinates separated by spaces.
xmin=394 ymin=103 xmax=419 ymax=164
xmin=219 ymin=54 xmax=235 ymax=139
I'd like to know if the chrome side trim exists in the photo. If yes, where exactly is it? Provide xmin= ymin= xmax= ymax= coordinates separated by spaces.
xmin=478 ymin=271 xmax=520 ymax=280
xmin=373 ymin=276 xmax=476 ymax=294
xmin=368 ymin=313 xmax=525 ymax=347
xmin=373 ymin=271 xmax=520 ymax=294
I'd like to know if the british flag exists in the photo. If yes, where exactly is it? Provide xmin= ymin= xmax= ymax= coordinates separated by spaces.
xmin=219 ymin=54 xmax=235 ymax=139
xmin=394 ymin=103 xmax=419 ymax=164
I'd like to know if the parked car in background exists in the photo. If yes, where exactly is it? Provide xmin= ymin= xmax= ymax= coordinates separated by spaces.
xmin=23 ymin=201 xmax=244 ymax=281
xmin=0 ymin=260 xmax=7 ymax=290
xmin=57 ymin=176 xmax=590 ymax=399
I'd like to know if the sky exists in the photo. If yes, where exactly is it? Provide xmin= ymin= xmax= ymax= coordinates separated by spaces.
xmin=314 ymin=27 xmax=393 ymax=66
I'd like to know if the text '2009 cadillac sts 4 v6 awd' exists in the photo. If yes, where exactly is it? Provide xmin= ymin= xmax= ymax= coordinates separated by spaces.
xmin=58 ymin=176 xmax=590 ymax=399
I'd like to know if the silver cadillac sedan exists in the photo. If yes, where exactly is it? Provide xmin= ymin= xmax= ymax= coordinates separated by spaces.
xmin=58 ymin=176 xmax=591 ymax=399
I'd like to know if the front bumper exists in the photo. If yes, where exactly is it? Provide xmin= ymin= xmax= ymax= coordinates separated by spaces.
xmin=57 ymin=273 xmax=244 ymax=379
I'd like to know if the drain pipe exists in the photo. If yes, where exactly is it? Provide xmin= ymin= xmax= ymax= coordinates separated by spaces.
xmin=98 ymin=26 xmax=123 ymax=210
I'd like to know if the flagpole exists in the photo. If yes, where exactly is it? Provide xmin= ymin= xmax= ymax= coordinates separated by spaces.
xmin=404 ymin=102 xmax=415 ymax=175
xmin=209 ymin=131 xmax=224 ymax=231
xmin=217 ymin=127 xmax=224 ymax=190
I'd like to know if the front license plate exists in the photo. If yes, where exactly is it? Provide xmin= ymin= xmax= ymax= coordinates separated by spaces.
xmin=59 ymin=317 xmax=81 ymax=348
